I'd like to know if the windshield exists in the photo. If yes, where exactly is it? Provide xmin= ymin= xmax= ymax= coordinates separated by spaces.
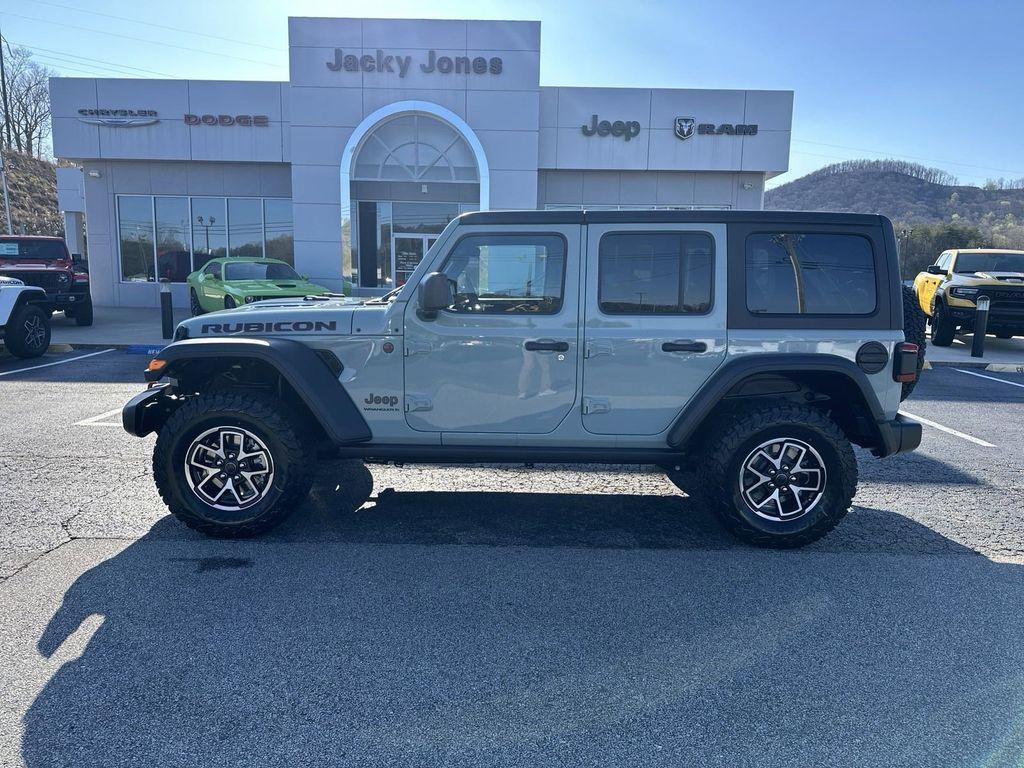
xmin=954 ymin=253 xmax=1024 ymax=274
xmin=0 ymin=239 xmax=67 ymax=260
xmin=224 ymin=261 xmax=301 ymax=281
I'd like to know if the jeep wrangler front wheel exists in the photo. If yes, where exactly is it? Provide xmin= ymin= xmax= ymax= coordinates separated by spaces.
xmin=696 ymin=403 xmax=857 ymax=548
xmin=153 ymin=392 xmax=315 ymax=537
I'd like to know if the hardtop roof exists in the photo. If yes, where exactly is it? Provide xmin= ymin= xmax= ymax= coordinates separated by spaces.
xmin=456 ymin=209 xmax=890 ymax=227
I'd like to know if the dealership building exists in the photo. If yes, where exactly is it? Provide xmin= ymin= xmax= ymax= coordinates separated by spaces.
xmin=49 ymin=17 xmax=793 ymax=307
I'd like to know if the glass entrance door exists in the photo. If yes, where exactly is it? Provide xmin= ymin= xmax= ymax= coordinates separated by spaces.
xmin=392 ymin=233 xmax=438 ymax=287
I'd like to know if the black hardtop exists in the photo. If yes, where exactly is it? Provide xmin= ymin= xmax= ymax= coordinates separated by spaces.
xmin=457 ymin=209 xmax=890 ymax=228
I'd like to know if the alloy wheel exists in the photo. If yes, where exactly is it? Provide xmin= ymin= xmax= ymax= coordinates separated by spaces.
xmin=184 ymin=426 xmax=275 ymax=512
xmin=23 ymin=314 xmax=47 ymax=350
xmin=738 ymin=437 xmax=827 ymax=521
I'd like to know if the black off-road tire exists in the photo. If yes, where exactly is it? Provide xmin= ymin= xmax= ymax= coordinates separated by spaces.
xmin=189 ymin=289 xmax=204 ymax=316
xmin=930 ymin=299 xmax=956 ymax=346
xmin=153 ymin=391 xmax=315 ymax=538
xmin=693 ymin=403 xmax=858 ymax=548
xmin=224 ymin=295 xmax=237 ymax=310
xmin=900 ymin=284 xmax=927 ymax=400
xmin=73 ymin=299 xmax=93 ymax=326
xmin=4 ymin=303 xmax=50 ymax=358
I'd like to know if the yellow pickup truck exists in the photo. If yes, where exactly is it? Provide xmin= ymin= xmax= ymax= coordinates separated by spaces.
xmin=913 ymin=248 xmax=1024 ymax=346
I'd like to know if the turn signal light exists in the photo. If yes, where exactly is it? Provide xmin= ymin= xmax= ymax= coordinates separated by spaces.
xmin=146 ymin=358 xmax=167 ymax=373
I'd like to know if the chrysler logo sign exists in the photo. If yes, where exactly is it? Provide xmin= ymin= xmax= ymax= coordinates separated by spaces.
xmin=77 ymin=108 xmax=158 ymax=127
xmin=675 ymin=116 xmax=759 ymax=139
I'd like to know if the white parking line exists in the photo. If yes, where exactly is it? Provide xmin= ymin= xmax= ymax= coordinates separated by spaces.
xmin=899 ymin=410 xmax=996 ymax=448
xmin=75 ymin=407 xmax=123 ymax=427
xmin=955 ymin=368 xmax=1024 ymax=390
xmin=0 ymin=348 xmax=114 ymax=377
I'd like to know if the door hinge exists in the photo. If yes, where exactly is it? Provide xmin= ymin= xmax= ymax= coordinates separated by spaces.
xmin=404 ymin=394 xmax=433 ymax=413
xmin=405 ymin=341 xmax=432 ymax=356
xmin=582 ymin=397 xmax=611 ymax=415
xmin=585 ymin=340 xmax=613 ymax=359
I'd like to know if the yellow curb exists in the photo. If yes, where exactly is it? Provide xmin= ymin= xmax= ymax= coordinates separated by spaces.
xmin=922 ymin=360 xmax=932 ymax=370
xmin=47 ymin=343 xmax=74 ymax=353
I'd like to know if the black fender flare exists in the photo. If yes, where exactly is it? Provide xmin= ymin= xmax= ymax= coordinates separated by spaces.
xmin=665 ymin=353 xmax=886 ymax=450
xmin=136 ymin=337 xmax=371 ymax=444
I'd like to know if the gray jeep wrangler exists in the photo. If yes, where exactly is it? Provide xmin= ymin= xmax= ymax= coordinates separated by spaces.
xmin=123 ymin=211 xmax=924 ymax=548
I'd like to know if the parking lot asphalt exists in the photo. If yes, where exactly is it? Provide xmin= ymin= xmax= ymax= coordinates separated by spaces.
xmin=1 ymin=350 xmax=1023 ymax=767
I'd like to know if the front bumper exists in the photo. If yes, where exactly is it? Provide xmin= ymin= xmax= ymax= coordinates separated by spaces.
xmin=875 ymin=414 xmax=922 ymax=457
xmin=122 ymin=384 xmax=174 ymax=437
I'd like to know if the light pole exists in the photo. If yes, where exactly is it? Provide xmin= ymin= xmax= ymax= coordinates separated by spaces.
xmin=197 ymin=215 xmax=215 ymax=255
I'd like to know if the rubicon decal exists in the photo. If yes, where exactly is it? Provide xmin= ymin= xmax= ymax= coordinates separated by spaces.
xmin=200 ymin=321 xmax=338 ymax=334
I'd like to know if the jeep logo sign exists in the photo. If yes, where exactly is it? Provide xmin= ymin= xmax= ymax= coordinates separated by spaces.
xmin=581 ymin=115 xmax=641 ymax=142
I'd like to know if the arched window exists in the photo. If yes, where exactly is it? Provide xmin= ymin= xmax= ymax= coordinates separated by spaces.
xmin=352 ymin=113 xmax=479 ymax=183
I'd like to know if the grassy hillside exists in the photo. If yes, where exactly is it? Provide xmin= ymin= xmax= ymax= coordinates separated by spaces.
xmin=766 ymin=160 xmax=1024 ymax=278
xmin=0 ymin=150 xmax=63 ymax=237
xmin=766 ymin=160 xmax=1024 ymax=225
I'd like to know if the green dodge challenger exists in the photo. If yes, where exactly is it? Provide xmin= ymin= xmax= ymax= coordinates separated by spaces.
xmin=187 ymin=258 xmax=343 ymax=315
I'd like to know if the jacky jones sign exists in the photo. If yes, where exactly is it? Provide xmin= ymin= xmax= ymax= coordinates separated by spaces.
xmin=326 ymin=49 xmax=503 ymax=77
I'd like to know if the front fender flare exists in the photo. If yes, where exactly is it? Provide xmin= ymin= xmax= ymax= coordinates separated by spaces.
xmin=142 ymin=337 xmax=371 ymax=444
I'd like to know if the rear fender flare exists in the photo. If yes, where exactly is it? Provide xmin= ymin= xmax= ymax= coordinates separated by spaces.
xmin=666 ymin=353 xmax=885 ymax=449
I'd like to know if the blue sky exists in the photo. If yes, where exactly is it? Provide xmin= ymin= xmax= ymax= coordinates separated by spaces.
xmin=2 ymin=0 xmax=1022 ymax=187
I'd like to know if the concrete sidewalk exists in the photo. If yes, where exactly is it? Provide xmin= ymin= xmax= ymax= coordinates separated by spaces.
xmin=925 ymin=333 xmax=1024 ymax=370
xmin=50 ymin=306 xmax=189 ymax=348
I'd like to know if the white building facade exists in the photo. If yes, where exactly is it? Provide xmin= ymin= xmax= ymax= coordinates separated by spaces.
xmin=49 ymin=17 xmax=793 ymax=307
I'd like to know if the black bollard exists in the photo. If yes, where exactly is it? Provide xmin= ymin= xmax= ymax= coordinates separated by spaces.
xmin=971 ymin=295 xmax=990 ymax=358
xmin=160 ymin=278 xmax=174 ymax=340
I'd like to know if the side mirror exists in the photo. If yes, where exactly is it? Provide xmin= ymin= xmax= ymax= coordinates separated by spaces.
xmin=417 ymin=272 xmax=454 ymax=319
xmin=926 ymin=265 xmax=946 ymax=275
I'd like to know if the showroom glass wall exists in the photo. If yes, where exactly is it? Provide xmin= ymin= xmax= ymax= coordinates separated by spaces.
xmin=116 ymin=195 xmax=294 ymax=283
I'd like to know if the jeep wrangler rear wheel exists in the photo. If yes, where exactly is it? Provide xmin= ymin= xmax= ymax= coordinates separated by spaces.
xmin=5 ymin=303 xmax=50 ymax=358
xmin=930 ymin=300 xmax=956 ymax=346
xmin=73 ymin=299 xmax=93 ymax=327
xmin=153 ymin=391 xmax=315 ymax=537
xmin=695 ymin=403 xmax=857 ymax=548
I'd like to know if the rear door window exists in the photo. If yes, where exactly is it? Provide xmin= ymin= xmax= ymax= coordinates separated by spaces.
xmin=598 ymin=232 xmax=713 ymax=314
xmin=745 ymin=233 xmax=876 ymax=315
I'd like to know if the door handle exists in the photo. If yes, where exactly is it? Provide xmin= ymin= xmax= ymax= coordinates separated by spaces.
xmin=662 ymin=340 xmax=707 ymax=353
xmin=524 ymin=339 xmax=569 ymax=352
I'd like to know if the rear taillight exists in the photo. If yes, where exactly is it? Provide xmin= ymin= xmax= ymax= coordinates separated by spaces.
xmin=893 ymin=342 xmax=920 ymax=382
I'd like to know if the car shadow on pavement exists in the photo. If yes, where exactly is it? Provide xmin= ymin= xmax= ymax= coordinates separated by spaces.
xmin=21 ymin=501 xmax=1024 ymax=768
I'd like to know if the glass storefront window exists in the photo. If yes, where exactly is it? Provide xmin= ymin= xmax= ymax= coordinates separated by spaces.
xmin=154 ymin=196 xmax=191 ymax=282
xmin=263 ymin=199 xmax=294 ymax=265
xmin=118 ymin=196 xmax=155 ymax=282
xmin=228 ymin=198 xmax=264 ymax=259
xmin=191 ymin=198 xmax=227 ymax=270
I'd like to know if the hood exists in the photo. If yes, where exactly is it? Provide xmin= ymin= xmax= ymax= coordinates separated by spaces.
xmin=226 ymin=279 xmax=322 ymax=293
xmin=972 ymin=271 xmax=1024 ymax=282
xmin=178 ymin=295 xmax=395 ymax=339
xmin=0 ymin=260 xmax=71 ymax=271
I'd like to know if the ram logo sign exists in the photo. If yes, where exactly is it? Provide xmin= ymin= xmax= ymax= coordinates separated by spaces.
xmin=673 ymin=117 xmax=695 ymax=141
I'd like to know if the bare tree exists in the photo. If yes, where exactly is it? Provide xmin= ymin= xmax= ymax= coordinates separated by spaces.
xmin=0 ymin=43 xmax=54 ymax=158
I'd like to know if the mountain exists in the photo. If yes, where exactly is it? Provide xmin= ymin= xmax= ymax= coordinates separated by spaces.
xmin=0 ymin=150 xmax=63 ymax=237
xmin=765 ymin=160 xmax=1024 ymax=225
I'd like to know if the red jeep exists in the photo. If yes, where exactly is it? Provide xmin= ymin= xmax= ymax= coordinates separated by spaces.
xmin=0 ymin=235 xmax=92 ymax=326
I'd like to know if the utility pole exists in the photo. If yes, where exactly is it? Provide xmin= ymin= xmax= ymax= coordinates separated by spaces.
xmin=0 ymin=29 xmax=12 ymax=150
